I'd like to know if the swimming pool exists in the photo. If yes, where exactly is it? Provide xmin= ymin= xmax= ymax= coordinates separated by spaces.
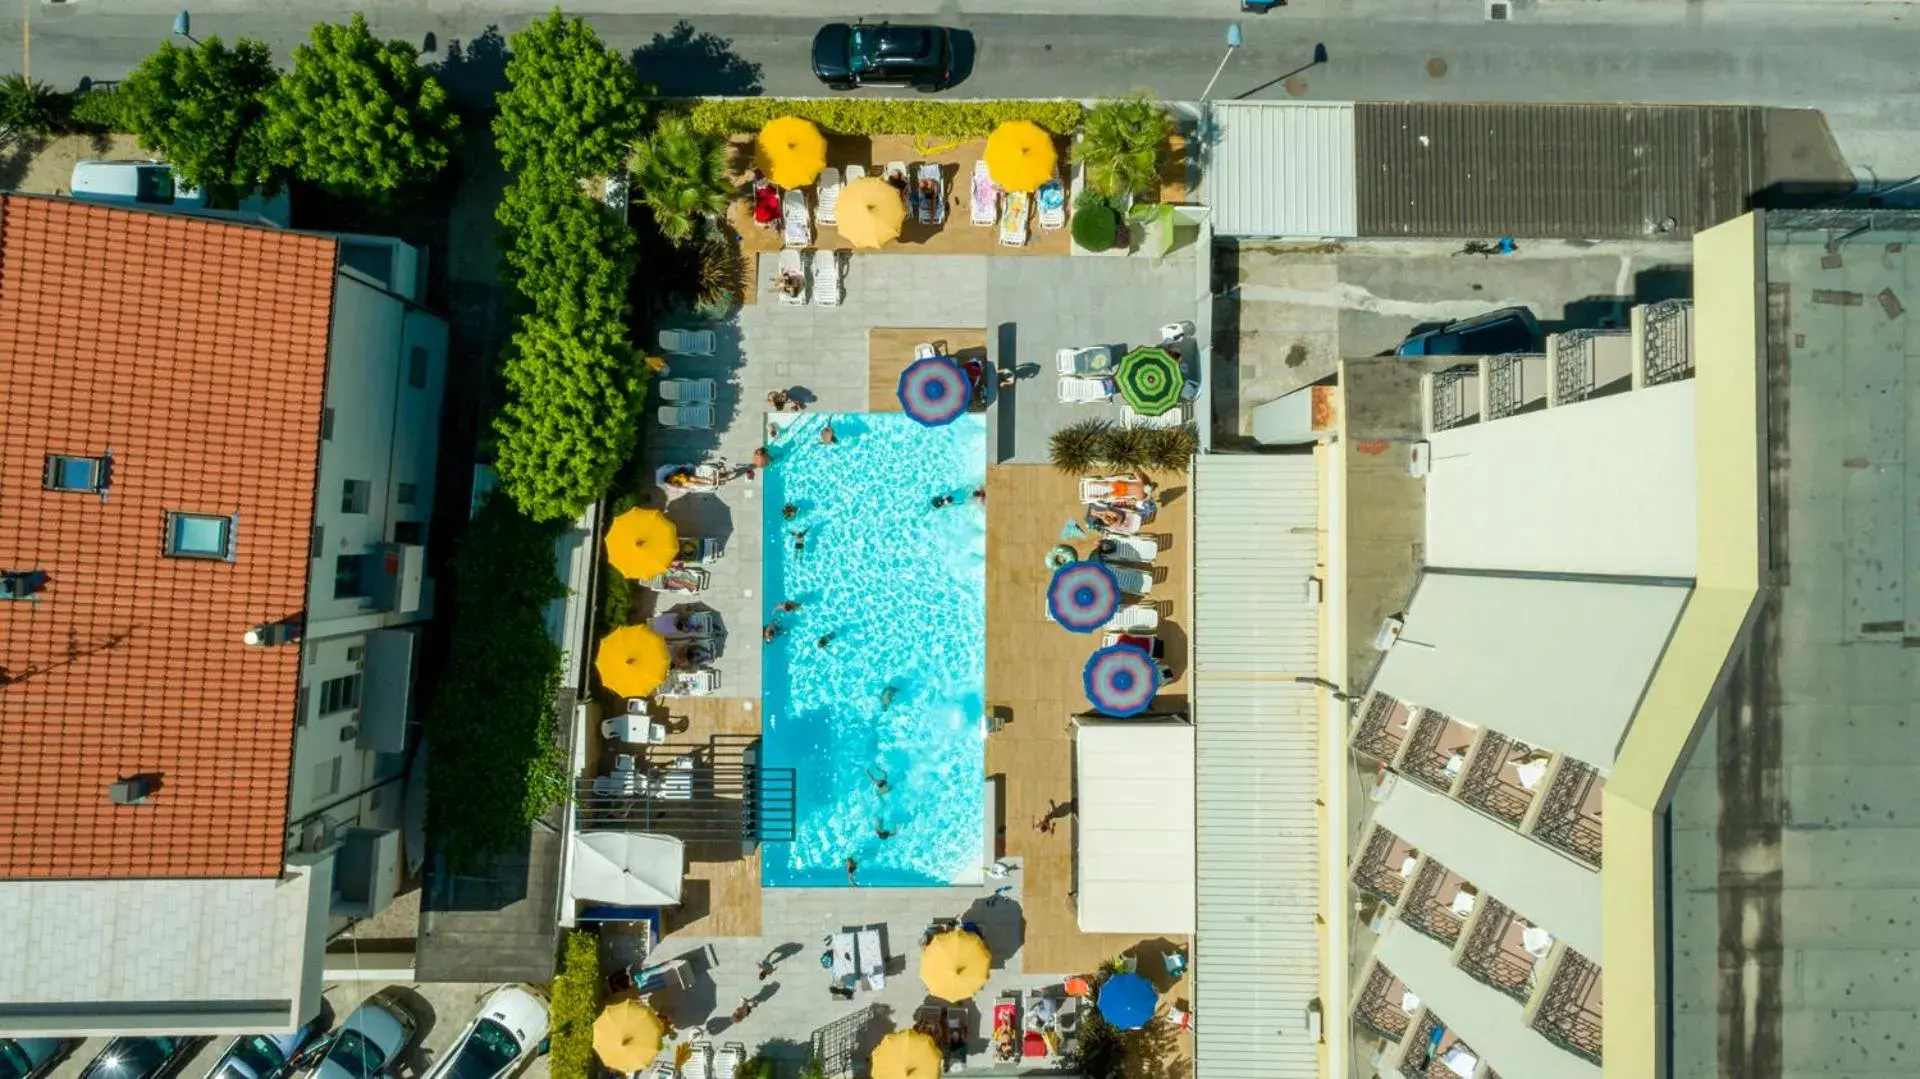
xmin=760 ymin=412 xmax=987 ymax=887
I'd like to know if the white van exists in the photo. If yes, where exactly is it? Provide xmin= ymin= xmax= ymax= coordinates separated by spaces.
xmin=70 ymin=159 xmax=292 ymax=227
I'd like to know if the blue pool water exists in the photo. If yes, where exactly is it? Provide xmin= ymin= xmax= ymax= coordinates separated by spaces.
xmin=760 ymin=412 xmax=987 ymax=887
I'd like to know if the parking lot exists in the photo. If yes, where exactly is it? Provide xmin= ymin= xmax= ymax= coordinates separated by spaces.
xmin=1213 ymin=237 xmax=1697 ymax=440
xmin=38 ymin=980 xmax=549 ymax=1079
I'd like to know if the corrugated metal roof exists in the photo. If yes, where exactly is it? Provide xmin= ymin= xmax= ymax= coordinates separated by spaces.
xmin=1209 ymin=102 xmax=1357 ymax=238
xmin=1355 ymin=102 xmax=1764 ymax=239
xmin=1192 ymin=454 xmax=1321 ymax=1079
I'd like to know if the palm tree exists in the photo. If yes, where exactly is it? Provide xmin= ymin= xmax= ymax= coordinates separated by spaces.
xmin=1145 ymin=423 xmax=1199 ymax=472
xmin=1072 ymin=92 xmax=1173 ymax=203
xmin=630 ymin=114 xmax=733 ymax=246
xmin=1095 ymin=424 xmax=1150 ymax=471
xmin=1050 ymin=418 xmax=1110 ymax=475
xmin=0 ymin=74 xmax=60 ymax=155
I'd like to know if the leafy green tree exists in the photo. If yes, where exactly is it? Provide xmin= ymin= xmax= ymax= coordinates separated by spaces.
xmin=495 ymin=180 xmax=637 ymax=333
xmin=261 ymin=14 xmax=460 ymax=201
xmin=1072 ymin=91 xmax=1173 ymax=203
xmin=0 ymin=74 xmax=60 ymax=154
xmin=492 ymin=315 xmax=650 ymax=522
xmin=118 ymin=37 xmax=280 ymax=205
xmin=496 ymin=10 xmax=647 ymax=179
xmin=628 ymin=114 xmax=731 ymax=246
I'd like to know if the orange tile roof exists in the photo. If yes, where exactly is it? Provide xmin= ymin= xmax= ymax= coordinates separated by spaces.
xmin=0 ymin=196 xmax=338 ymax=880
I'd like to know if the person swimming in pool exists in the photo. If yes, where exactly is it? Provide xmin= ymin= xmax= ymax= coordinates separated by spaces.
xmin=820 ymin=422 xmax=838 ymax=445
xmin=792 ymin=529 xmax=808 ymax=554
xmin=879 ymin=686 xmax=896 ymax=710
xmin=816 ymin=633 xmax=834 ymax=649
xmin=845 ymin=857 xmax=860 ymax=885
xmin=866 ymin=767 xmax=890 ymax=794
xmin=777 ymin=600 xmax=801 ymax=614
xmin=930 ymin=493 xmax=954 ymax=509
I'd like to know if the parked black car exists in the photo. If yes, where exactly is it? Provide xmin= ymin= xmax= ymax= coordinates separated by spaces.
xmin=0 ymin=1039 xmax=81 ymax=1079
xmin=80 ymin=1038 xmax=206 ymax=1079
xmin=1395 ymin=306 xmax=1542 ymax=357
xmin=811 ymin=22 xmax=954 ymax=91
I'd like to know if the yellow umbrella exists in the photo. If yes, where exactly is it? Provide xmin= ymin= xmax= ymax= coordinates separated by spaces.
xmin=871 ymin=1030 xmax=943 ymax=1079
xmin=593 ymin=998 xmax=666 ymax=1072
xmin=835 ymin=176 xmax=908 ymax=248
xmin=604 ymin=507 xmax=680 ymax=581
xmin=984 ymin=121 xmax=1057 ymax=192
xmin=595 ymin=625 xmax=672 ymax=699
xmin=755 ymin=116 xmax=827 ymax=189
xmin=919 ymin=928 xmax=992 ymax=1002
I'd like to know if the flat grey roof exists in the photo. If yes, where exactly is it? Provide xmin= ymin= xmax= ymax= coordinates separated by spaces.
xmin=1354 ymin=103 xmax=1765 ymax=239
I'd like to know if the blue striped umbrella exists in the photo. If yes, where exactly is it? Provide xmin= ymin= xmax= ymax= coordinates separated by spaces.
xmin=897 ymin=355 xmax=971 ymax=426
xmin=1083 ymin=643 xmax=1161 ymax=717
xmin=1097 ymin=973 xmax=1156 ymax=1030
xmin=1047 ymin=560 xmax=1120 ymax=632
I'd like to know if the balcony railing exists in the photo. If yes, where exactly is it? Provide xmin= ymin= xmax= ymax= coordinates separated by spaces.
xmin=1430 ymin=364 xmax=1479 ymax=432
xmin=1400 ymin=859 xmax=1468 ymax=947
xmin=1533 ymin=949 xmax=1604 ymax=1064
xmin=1398 ymin=1012 xmax=1445 ymax=1079
xmin=1353 ymin=825 xmax=1414 ymax=906
xmin=1457 ymin=732 xmax=1537 ymax=825
xmin=1353 ymin=963 xmax=1414 ymax=1044
xmin=1534 ymin=759 xmax=1604 ymax=868
xmin=1352 ymin=691 xmax=1409 ymax=765
xmin=1457 ymin=898 xmax=1537 ymax=1002
xmin=1640 ymin=299 xmax=1694 ymax=385
xmin=1401 ymin=710 xmax=1467 ymax=793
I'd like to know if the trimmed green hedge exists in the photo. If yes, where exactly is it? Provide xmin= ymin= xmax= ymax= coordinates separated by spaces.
xmin=548 ymin=931 xmax=601 ymax=1079
xmin=687 ymin=98 xmax=1083 ymax=138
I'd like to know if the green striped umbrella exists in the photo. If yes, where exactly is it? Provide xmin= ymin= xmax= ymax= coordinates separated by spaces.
xmin=1116 ymin=346 xmax=1184 ymax=417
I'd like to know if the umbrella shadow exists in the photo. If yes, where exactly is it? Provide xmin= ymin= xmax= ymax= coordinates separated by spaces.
xmin=665 ymin=491 xmax=735 ymax=549
xmin=960 ymin=894 xmax=1027 ymax=972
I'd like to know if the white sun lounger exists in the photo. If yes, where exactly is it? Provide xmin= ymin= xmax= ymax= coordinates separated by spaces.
xmin=812 ymin=249 xmax=842 ymax=306
xmin=657 ymin=377 xmax=714 ymax=404
xmin=1122 ymin=403 xmax=1186 ymax=428
xmin=1037 ymin=177 xmax=1066 ymax=232
xmin=816 ymin=166 xmax=842 ymax=225
xmin=783 ymin=189 xmax=811 ymax=247
xmin=1096 ymin=533 xmax=1160 ymax=564
xmin=650 ymin=608 xmax=719 ymax=639
xmin=654 ymin=462 xmax=726 ymax=492
xmin=681 ymin=1041 xmax=713 ymax=1079
xmin=661 ymin=668 xmax=719 ymax=697
xmin=971 ymin=159 xmax=997 ymax=226
xmin=643 ymin=565 xmax=710 ymax=593
xmin=1057 ymin=346 xmax=1114 ymax=376
xmin=1088 ymin=506 xmax=1146 ymax=536
xmin=884 ymin=160 xmax=909 ymax=186
xmin=845 ymin=163 xmax=867 ymax=183
xmin=999 ymin=190 xmax=1030 ymax=247
xmin=776 ymin=248 xmax=807 ymax=305
xmin=601 ymin=714 xmax=669 ymax=743
xmin=916 ymin=162 xmax=946 ymax=226
xmin=856 ymin=927 xmax=887 ymax=990
xmin=655 ymin=754 xmax=696 ymax=799
xmin=829 ymin=931 xmax=858 ymax=989
xmin=1106 ymin=603 xmax=1160 ymax=633
xmin=657 ymin=403 xmax=714 ymax=429
xmin=713 ymin=1046 xmax=746 ymax=1079
xmin=1058 ymin=375 xmax=1115 ymax=404
xmin=656 ymin=328 xmax=715 ymax=356
xmin=1109 ymin=565 xmax=1154 ymax=597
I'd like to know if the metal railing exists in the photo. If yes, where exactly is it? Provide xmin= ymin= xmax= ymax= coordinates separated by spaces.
xmin=1400 ymin=710 xmax=1459 ymax=792
xmin=1430 ymin=364 xmax=1478 ymax=431
xmin=1640 ymin=299 xmax=1694 ymax=385
xmin=1485 ymin=355 xmax=1525 ymax=419
xmin=1533 ymin=759 xmax=1604 ymax=868
xmin=1399 ymin=859 xmax=1466 ymax=947
xmin=1533 ymin=949 xmax=1604 ymax=1064
xmin=1553 ymin=331 xmax=1599 ymax=403
xmin=1352 ymin=692 xmax=1406 ymax=765
xmin=575 ymin=735 xmax=796 ymax=842
xmin=1456 ymin=898 xmax=1536 ymax=1002
xmin=1457 ymin=732 xmax=1535 ymax=825
xmin=1397 ymin=1011 xmax=1446 ymax=1079
xmin=1353 ymin=963 xmax=1413 ymax=1044
xmin=1353 ymin=826 xmax=1411 ymax=905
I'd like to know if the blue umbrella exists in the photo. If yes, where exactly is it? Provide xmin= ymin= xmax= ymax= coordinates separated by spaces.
xmin=1097 ymin=973 xmax=1156 ymax=1030
xmin=1083 ymin=644 xmax=1161 ymax=717
xmin=897 ymin=355 xmax=971 ymax=426
xmin=1047 ymin=560 xmax=1120 ymax=632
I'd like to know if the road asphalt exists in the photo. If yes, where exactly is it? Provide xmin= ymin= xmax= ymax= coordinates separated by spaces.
xmin=5 ymin=2 xmax=1920 ymax=177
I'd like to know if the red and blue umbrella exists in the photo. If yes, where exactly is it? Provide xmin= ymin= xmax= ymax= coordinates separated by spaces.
xmin=1083 ymin=643 xmax=1160 ymax=717
xmin=1047 ymin=560 xmax=1120 ymax=632
xmin=1097 ymin=973 xmax=1156 ymax=1030
xmin=897 ymin=355 xmax=971 ymax=426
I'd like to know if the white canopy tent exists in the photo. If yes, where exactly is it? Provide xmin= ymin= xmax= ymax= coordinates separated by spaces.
xmin=1074 ymin=719 xmax=1195 ymax=934
xmin=569 ymin=831 xmax=686 ymax=907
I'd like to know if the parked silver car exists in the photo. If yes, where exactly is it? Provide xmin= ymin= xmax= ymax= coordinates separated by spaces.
xmin=308 ymin=993 xmax=416 ymax=1079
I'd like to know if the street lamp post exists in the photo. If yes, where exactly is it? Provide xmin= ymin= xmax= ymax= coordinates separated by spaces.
xmin=1201 ymin=22 xmax=1244 ymax=102
xmin=172 ymin=10 xmax=199 ymax=45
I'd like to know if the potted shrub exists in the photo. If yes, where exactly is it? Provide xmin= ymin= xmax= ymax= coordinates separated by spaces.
xmin=1071 ymin=190 xmax=1120 ymax=254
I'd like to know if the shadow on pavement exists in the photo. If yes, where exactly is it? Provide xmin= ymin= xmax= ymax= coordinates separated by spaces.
xmin=631 ymin=21 xmax=764 ymax=97
xmin=432 ymin=26 xmax=512 ymax=106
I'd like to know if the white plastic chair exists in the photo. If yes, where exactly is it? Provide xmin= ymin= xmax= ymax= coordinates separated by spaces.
xmin=658 ymin=377 xmax=714 ymax=404
xmin=656 ymin=328 xmax=715 ymax=356
xmin=812 ymin=249 xmax=842 ymax=306
xmin=1056 ymin=346 xmax=1114 ymax=376
xmin=657 ymin=403 xmax=714 ymax=429
xmin=782 ymin=189 xmax=810 ymax=248
xmin=1058 ymin=375 xmax=1115 ymax=404
xmin=1160 ymin=320 xmax=1197 ymax=343
xmin=914 ymin=341 xmax=940 ymax=360
xmin=816 ymin=166 xmax=842 ymax=225
xmin=1105 ymin=603 xmax=1160 ymax=633
xmin=713 ymin=1046 xmax=746 ymax=1079
xmin=662 ymin=668 xmax=720 ymax=696
xmin=845 ymin=163 xmax=868 ymax=183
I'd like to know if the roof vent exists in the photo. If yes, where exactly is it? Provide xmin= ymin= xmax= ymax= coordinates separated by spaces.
xmin=109 ymin=774 xmax=159 ymax=805
xmin=244 ymin=620 xmax=303 ymax=647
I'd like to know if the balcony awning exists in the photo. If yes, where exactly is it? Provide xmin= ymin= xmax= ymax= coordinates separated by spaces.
xmin=1074 ymin=719 xmax=1194 ymax=934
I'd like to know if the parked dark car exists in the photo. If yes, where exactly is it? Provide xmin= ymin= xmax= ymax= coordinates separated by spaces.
xmin=79 ymin=1038 xmax=205 ymax=1079
xmin=0 ymin=1039 xmax=81 ymax=1079
xmin=205 ymin=1014 xmax=329 ymax=1079
xmin=811 ymin=22 xmax=953 ymax=91
xmin=1395 ymin=306 xmax=1542 ymax=357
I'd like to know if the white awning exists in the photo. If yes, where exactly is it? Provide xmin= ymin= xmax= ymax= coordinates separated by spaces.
xmin=569 ymin=832 xmax=685 ymax=907
xmin=1205 ymin=102 xmax=1357 ymax=238
xmin=1074 ymin=720 xmax=1194 ymax=935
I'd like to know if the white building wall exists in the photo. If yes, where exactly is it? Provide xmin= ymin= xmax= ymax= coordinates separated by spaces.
xmin=1424 ymin=381 xmax=1698 ymax=577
